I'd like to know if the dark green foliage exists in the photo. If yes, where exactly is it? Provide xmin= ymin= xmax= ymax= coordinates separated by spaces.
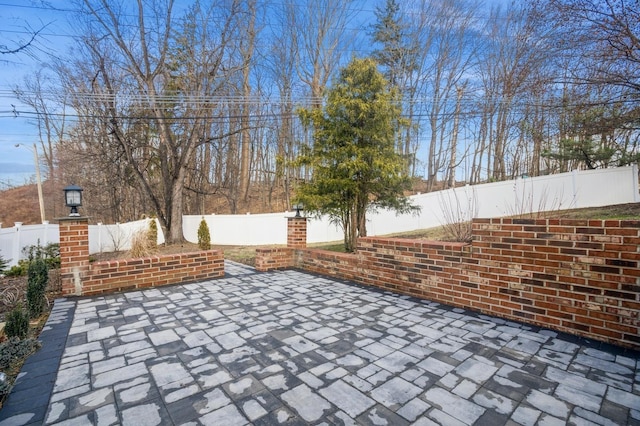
xmin=0 ymin=338 xmax=40 ymax=372
xmin=542 ymin=137 xmax=640 ymax=170
xmin=0 ymin=379 xmax=11 ymax=402
xmin=4 ymin=305 xmax=29 ymax=339
xmin=26 ymin=257 xmax=48 ymax=318
xmin=296 ymin=58 xmax=418 ymax=252
xmin=4 ymin=263 xmax=26 ymax=277
xmin=0 ymin=336 xmax=40 ymax=403
xmin=0 ymin=337 xmax=40 ymax=402
xmin=0 ymin=252 xmax=9 ymax=274
xmin=371 ymin=0 xmax=417 ymax=88
xmin=197 ymin=218 xmax=211 ymax=250
xmin=23 ymin=242 xmax=60 ymax=269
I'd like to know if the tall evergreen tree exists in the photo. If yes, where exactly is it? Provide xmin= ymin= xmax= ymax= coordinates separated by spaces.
xmin=296 ymin=57 xmax=418 ymax=252
xmin=371 ymin=0 xmax=417 ymax=88
xmin=370 ymin=0 xmax=418 ymax=170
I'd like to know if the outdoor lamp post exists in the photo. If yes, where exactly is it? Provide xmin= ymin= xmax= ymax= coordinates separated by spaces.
xmin=63 ymin=184 xmax=83 ymax=217
xmin=293 ymin=203 xmax=304 ymax=218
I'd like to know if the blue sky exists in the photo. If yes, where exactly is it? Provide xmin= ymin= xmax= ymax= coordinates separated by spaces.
xmin=0 ymin=0 xmax=506 ymax=180
xmin=0 ymin=0 xmax=73 ymax=173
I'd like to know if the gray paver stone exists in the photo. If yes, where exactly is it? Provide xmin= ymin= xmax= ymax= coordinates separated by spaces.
xmin=281 ymin=384 xmax=332 ymax=422
xmin=318 ymin=380 xmax=375 ymax=417
xmin=525 ymin=389 xmax=570 ymax=419
xmin=370 ymin=377 xmax=422 ymax=408
xmin=424 ymin=386 xmax=486 ymax=424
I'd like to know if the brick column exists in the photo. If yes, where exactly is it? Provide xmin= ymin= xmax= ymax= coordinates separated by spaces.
xmin=287 ymin=217 xmax=307 ymax=248
xmin=58 ymin=217 xmax=90 ymax=296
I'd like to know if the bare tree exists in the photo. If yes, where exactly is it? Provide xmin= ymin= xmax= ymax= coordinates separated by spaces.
xmin=549 ymin=0 xmax=640 ymax=94
xmin=59 ymin=0 xmax=243 ymax=242
xmin=13 ymin=67 xmax=71 ymax=218
xmin=473 ymin=3 xmax=550 ymax=182
xmin=0 ymin=23 xmax=45 ymax=58
xmin=238 ymin=0 xmax=258 ymax=203
xmin=288 ymin=0 xmax=363 ymax=108
xmin=409 ymin=0 xmax=479 ymax=190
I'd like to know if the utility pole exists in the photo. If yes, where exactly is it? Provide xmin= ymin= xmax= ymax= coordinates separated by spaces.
xmin=16 ymin=143 xmax=45 ymax=223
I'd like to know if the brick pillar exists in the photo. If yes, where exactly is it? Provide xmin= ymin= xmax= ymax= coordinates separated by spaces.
xmin=58 ymin=217 xmax=90 ymax=296
xmin=287 ymin=217 xmax=307 ymax=248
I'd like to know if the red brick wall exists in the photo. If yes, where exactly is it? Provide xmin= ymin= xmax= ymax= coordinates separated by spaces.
xmin=255 ymin=247 xmax=294 ymax=271
xmin=81 ymin=251 xmax=224 ymax=296
xmin=258 ymin=218 xmax=640 ymax=349
xmin=59 ymin=218 xmax=90 ymax=296
xmin=287 ymin=217 xmax=308 ymax=248
xmin=58 ymin=217 xmax=224 ymax=296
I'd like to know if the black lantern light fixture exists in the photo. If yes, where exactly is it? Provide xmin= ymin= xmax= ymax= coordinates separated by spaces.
xmin=63 ymin=184 xmax=83 ymax=217
xmin=293 ymin=203 xmax=304 ymax=218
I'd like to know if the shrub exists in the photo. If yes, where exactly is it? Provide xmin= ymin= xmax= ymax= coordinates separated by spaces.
xmin=148 ymin=218 xmax=158 ymax=248
xmin=0 ymin=337 xmax=40 ymax=402
xmin=0 ymin=337 xmax=40 ymax=370
xmin=197 ymin=218 xmax=211 ymax=250
xmin=129 ymin=229 xmax=153 ymax=258
xmin=0 ymin=252 xmax=9 ymax=274
xmin=23 ymin=242 xmax=60 ymax=269
xmin=4 ymin=305 xmax=29 ymax=339
xmin=4 ymin=258 xmax=29 ymax=277
xmin=26 ymin=257 xmax=49 ymax=318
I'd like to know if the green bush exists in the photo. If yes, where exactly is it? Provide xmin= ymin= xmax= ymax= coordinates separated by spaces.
xmin=148 ymin=218 xmax=158 ymax=248
xmin=23 ymin=242 xmax=60 ymax=269
xmin=197 ymin=217 xmax=211 ymax=250
xmin=0 ymin=337 xmax=40 ymax=402
xmin=0 ymin=337 xmax=40 ymax=370
xmin=4 ymin=263 xmax=26 ymax=277
xmin=4 ymin=305 xmax=29 ymax=339
xmin=26 ymin=257 xmax=49 ymax=318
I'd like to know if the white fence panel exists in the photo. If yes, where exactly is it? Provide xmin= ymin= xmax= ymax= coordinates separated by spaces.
xmin=183 ymin=213 xmax=289 ymax=245
xmin=183 ymin=213 xmax=347 ymax=245
xmin=0 ymin=222 xmax=58 ymax=266
xmin=1 ymin=166 xmax=638 ymax=266
xmin=1 ymin=219 xmax=163 ymax=267
xmin=184 ymin=165 xmax=639 ymax=243
xmin=307 ymin=217 xmax=344 ymax=244
xmin=88 ymin=219 xmax=164 ymax=254
xmin=571 ymin=167 xmax=639 ymax=208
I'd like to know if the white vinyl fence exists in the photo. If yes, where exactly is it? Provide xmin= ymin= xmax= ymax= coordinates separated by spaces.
xmin=0 ymin=219 xmax=163 ymax=267
xmin=2 ymin=166 xmax=638 ymax=267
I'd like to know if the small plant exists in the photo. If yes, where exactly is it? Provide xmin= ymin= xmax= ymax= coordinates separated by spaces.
xmin=4 ymin=305 xmax=30 ymax=339
xmin=438 ymin=187 xmax=478 ymax=242
xmin=23 ymin=242 xmax=60 ymax=269
xmin=148 ymin=218 xmax=158 ymax=248
xmin=26 ymin=257 xmax=49 ymax=318
xmin=0 ymin=337 xmax=40 ymax=402
xmin=0 ymin=252 xmax=9 ymax=274
xmin=197 ymin=217 xmax=211 ymax=250
xmin=4 ymin=263 xmax=26 ymax=277
xmin=129 ymin=229 xmax=153 ymax=258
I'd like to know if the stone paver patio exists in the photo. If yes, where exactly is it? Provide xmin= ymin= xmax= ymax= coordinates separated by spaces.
xmin=1 ymin=260 xmax=639 ymax=425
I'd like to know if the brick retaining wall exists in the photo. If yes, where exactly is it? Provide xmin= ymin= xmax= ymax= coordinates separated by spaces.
xmin=59 ymin=217 xmax=224 ymax=296
xmin=257 ymin=218 xmax=640 ymax=349
xmin=80 ymin=251 xmax=224 ymax=296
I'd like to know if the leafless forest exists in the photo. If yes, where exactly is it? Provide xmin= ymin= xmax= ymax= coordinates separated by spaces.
xmin=10 ymin=0 xmax=640 ymax=242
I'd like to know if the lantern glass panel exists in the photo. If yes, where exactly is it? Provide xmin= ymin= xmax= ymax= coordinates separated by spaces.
xmin=66 ymin=191 xmax=82 ymax=206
